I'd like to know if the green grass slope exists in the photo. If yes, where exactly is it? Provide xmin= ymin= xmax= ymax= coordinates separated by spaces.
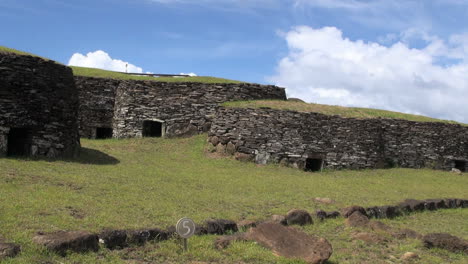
xmin=224 ymin=100 xmax=466 ymax=124
xmin=71 ymin=65 xmax=242 ymax=83
xmin=0 ymin=135 xmax=467 ymax=263
xmin=0 ymin=46 xmax=36 ymax=56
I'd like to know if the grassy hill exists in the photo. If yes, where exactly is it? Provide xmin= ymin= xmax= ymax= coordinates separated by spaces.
xmin=0 ymin=135 xmax=467 ymax=263
xmin=224 ymin=100 xmax=466 ymax=125
xmin=0 ymin=45 xmax=241 ymax=83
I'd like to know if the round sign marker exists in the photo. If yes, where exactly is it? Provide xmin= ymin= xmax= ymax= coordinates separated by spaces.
xmin=176 ymin=217 xmax=196 ymax=239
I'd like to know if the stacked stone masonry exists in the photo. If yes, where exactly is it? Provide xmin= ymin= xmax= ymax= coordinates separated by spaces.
xmin=0 ymin=53 xmax=80 ymax=158
xmin=208 ymin=107 xmax=468 ymax=171
xmin=75 ymin=77 xmax=286 ymax=139
xmin=75 ymin=76 xmax=120 ymax=139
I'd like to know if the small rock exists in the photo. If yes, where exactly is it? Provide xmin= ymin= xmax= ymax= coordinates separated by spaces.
xmin=126 ymin=228 xmax=168 ymax=245
xmin=285 ymin=209 xmax=313 ymax=226
xmin=32 ymin=231 xmax=98 ymax=255
xmin=314 ymin=197 xmax=334 ymax=204
xmin=326 ymin=211 xmax=340 ymax=218
xmin=366 ymin=206 xmax=400 ymax=219
xmin=401 ymin=252 xmax=419 ymax=260
xmin=99 ymin=230 xmax=127 ymax=249
xmin=345 ymin=211 xmax=370 ymax=228
xmin=0 ymin=243 xmax=21 ymax=260
xmin=205 ymin=219 xmax=238 ymax=235
xmin=425 ymin=199 xmax=446 ymax=209
xmin=210 ymin=136 xmax=219 ymax=146
xmin=225 ymin=142 xmax=236 ymax=155
xmin=234 ymin=152 xmax=254 ymax=162
xmin=215 ymin=143 xmax=226 ymax=154
xmin=398 ymin=199 xmax=425 ymax=213
xmin=451 ymin=168 xmax=462 ymax=174
xmin=341 ymin=206 xmax=367 ymax=218
xmin=315 ymin=210 xmax=327 ymax=221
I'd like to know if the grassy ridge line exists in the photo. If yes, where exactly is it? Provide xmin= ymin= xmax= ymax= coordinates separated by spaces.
xmin=224 ymin=100 xmax=466 ymax=125
xmin=0 ymin=45 xmax=243 ymax=83
xmin=71 ymin=66 xmax=243 ymax=83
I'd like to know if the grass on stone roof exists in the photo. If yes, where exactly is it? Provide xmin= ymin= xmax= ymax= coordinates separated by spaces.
xmin=0 ymin=46 xmax=242 ymax=83
xmin=71 ymin=66 xmax=243 ymax=84
xmin=224 ymin=100 xmax=466 ymax=125
xmin=0 ymin=46 xmax=35 ymax=56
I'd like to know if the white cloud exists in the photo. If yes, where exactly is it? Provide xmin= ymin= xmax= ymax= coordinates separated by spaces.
xmin=180 ymin=72 xmax=197 ymax=76
xmin=68 ymin=50 xmax=143 ymax=73
xmin=269 ymin=26 xmax=468 ymax=123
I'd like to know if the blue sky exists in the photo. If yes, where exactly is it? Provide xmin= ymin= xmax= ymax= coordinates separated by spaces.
xmin=1 ymin=0 xmax=468 ymax=122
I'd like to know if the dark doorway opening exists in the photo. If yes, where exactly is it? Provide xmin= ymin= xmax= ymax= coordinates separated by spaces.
xmin=305 ymin=158 xmax=323 ymax=172
xmin=454 ymin=160 xmax=466 ymax=172
xmin=96 ymin=127 xmax=113 ymax=139
xmin=7 ymin=128 xmax=31 ymax=156
xmin=142 ymin=121 xmax=163 ymax=137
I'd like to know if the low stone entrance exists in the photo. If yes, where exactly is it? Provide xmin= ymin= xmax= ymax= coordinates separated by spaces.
xmin=305 ymin=158 xmax=323 ymax=172
xmin=454 ymin=160 xmax=467 ymax=172
xmin=7 ymin=128 xmax=31 ymax=156
xmin=142 ymin=120 xmax=164 ymax=138
xmin=95 ymin=127 xmax=113 ymax=139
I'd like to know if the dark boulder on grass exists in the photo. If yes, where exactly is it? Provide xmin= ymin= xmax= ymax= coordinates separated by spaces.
xmin=315 ymin=210 xmax=327 ymax=221
xmin=366 ymin=206 xmax=400 ymax=219
xmin=32 ymin=231 xmax=98 ymax=255
xmin=205 ymin=219 xmax=238 ymax=235
xmin=456 ymin=199 xmax=468 ymax=208
xmin=99 ymin=230 xmax=127 ymax=249
xmin=425 ymin=199 xmax=447 ymax=209
xmin=341 ymin=206 xmax=367 ymax=218
xmin=444 ymin=198 xmax=459 ymax=208
xmin=398 ymin=199 xmax=425 ymax=213
xmin=326 ymin=211 xmax=340 ymax=219
xmin=423 ymin=233 xmax=468 ymax=254
xmin=285 ymin=209 xmax=313 ymax=226
xmin=126 ymin=228 xmax=168 ymax=245
xmin=0 ymin=242 xmax=21 ymax=260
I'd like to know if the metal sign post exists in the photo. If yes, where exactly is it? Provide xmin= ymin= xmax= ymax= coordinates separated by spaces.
xmin=176 ymin=217 xmax=196 ymax=252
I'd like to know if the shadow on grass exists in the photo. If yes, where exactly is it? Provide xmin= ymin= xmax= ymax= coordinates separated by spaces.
xmin=73 ymin=147 xmax=120 ymax=165
xmin=4 ymin=147 xmax=120 ymax=165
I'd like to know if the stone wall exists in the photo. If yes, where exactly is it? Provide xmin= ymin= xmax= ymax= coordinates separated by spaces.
xmin=112 ymin=81 xmax=286 ymax=138
xmin=0 ymin=53 xmax=80 ymax=158
xmin=75 ymin=76 xmax=120 ymax=138
xmin=208 ymin=107 xmax=468 ymax=171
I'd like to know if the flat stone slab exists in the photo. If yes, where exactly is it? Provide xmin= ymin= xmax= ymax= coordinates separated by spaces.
xmin=245 ymin=222 xmax=332 ymax=264
xmin=423 ymin=233 xmax=468 ymax=254
xmin=32 ymin=231 xmax=98 ymax=255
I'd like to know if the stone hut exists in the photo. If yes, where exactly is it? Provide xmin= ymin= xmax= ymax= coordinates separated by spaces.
xmin=209 ymin=107 xmax=468 ymax=172
xmin=76 ymin=77 xmax=286 ymax=139
xmin=0 ymin=52 xmax=80 ymax=158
